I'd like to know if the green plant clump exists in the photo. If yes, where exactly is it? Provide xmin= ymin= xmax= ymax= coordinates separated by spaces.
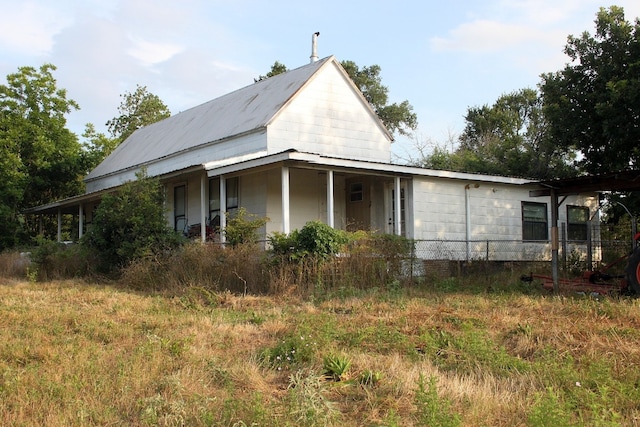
xmin=323 ymin=354 xmax=351 ymax=381
xmin=83 ymin=169 xmax=184 ymax=270
xmin=414 ymin=374 xmax=461 ymax=427
xmin=224 ymin=207 xmax=268 ymax=246
xmin=269 ymin=221 xmax=348 ymax=261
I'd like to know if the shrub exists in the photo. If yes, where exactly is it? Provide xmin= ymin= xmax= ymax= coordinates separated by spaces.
xmin=224 ymin=207 xmax=268 ymax=247
xmin=29 ymin=238 xmax=98 ymax=281
xmin=121 ymin=241 xmax=270 ymax=294
xmin=298 ymin=221 xmax=348 ymax=259
xmin=83 ymin=170 xmax=184 ymax=270
xmin=268 ymin=221 xmax=347 ymax=261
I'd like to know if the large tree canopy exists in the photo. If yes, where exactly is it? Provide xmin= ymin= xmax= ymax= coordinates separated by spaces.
xmin=458 ymin=88 xmax=576 ymax=178
xmin=0 ymin=64 xmax=84 ymax=248
xmin=415 ymin=89 xmax=576 ymax=179
xmin=340 ymin=60 xmax=417 ymax=136
xmin=259 ymin=60 xmax=417 ymax=137
xmin=541 ymin=6 xmax=640 ymax=174
xmin=106 ymin=84 xmax=171 ymax=142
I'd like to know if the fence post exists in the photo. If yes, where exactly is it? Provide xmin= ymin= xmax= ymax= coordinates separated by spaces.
xmin=586 ymin=220 xmax=593 ymax=271
xmin=561 ymin=222 xmax=567 ymax=271
xmin=486 ymin=240 xmax=489 ymax=261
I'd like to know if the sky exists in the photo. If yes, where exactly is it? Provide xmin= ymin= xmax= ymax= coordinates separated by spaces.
xmin=1 ymin=0 xmax=639 ymax=162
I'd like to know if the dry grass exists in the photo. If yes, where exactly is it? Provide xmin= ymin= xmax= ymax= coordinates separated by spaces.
xmin=1 ymin=276 xmax=640 ymax=426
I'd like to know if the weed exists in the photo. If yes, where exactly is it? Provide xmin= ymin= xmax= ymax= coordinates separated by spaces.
xmin=414 ymin=374 xmax=461 ymax=427
xmin=286 ymin=369 xmax=338 ymax=426
xmin=259 ymin=333 xmax=318 ymax=371
xmin=323 ymin=354 xmax=351 ymax=381
xmin=357 ymin=369 xmax=382 ymax=387
xmin=528 ymin=387 xmax=573 ymax=427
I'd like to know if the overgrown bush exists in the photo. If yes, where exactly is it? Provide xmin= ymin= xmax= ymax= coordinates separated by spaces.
xmin=0 ymin=250 xmax=30 ymax=279
xmin=121 ymin=241 xmax=270 ymax=294
xmin=83 ymin=170 xmax=184 ymax=271
xmin=224 ymin=207 xmax=268 ymax=246
xmin=269 ymin=221 xmax=348 ymax=261
xmin=267 ymin=228 xmax=415 ymax=296
xmin=29 ymin=238 xmax=98 ymax=281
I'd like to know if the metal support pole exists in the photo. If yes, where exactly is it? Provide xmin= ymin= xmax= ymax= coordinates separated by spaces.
xmin=219 ymin=176 xmax=226 ymax=244
xmin=550 ymin=189 xmax=559 ymax=292
xmin=327 ymin=170 xmax=334 ymax=228
xmin=282 ymin=167 xmax=290 ymax=234
xmin=200 ymin=173 xmax=207 ymax=243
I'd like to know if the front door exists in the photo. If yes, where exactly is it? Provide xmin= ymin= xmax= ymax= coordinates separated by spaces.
xmin=346 ymin=177 xmax=370 ymax=231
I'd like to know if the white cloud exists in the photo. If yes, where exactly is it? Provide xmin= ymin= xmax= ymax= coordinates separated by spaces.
xmin=0 ymin=1 xmax=72 ymax=55
xmin=126 ymin=35 xmax=184 ymax=67
xmin=430 ymin=20 xmax=561 ymax=53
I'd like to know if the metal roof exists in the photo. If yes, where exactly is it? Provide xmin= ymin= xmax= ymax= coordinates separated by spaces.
xmin=205 ymin=150 xmax=536 ymax=185
xmin=85 ymin=56 xmax=336 ymax=182
xmin=531 ymin=170 xmax=640 ymax=196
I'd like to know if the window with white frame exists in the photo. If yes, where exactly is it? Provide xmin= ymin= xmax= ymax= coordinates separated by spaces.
xmin=522 ymin=202 xmax=548 ymax=241
xmin=209 ymin=177 xmax=239 ymax=226
xmin=174 ymin=185 xmax=186 ymax=233
xmin=567 ymin=205 xmax=589 ymax=241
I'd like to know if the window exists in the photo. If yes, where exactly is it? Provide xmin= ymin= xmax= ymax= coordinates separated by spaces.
xmin=174 ymin=185 xmax=186 ymax=232
xmin=350 ymin=182 xmax=363 ymax=202
xmin=522 ymin=202 xmax=548 ymax=241
xmin=567 ymin=205 xmax=589 ymax=241
xmin=209 ymin=177 xmax=239 ymax=225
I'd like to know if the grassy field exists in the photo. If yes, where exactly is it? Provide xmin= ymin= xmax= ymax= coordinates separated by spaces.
xmin=1 ymin=275 xmax=640 ymax=426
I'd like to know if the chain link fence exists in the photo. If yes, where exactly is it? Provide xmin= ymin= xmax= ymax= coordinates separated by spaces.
xmin=407 ymin=237 xmax=635 ymax=279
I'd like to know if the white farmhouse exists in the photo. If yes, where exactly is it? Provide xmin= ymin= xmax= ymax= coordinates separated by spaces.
xmin=28 ymin=55 xmax=599 ymax=263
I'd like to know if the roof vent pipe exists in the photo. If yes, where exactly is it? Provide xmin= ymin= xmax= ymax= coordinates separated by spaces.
xmin=310 ymin=32 xmax=320 ymax=63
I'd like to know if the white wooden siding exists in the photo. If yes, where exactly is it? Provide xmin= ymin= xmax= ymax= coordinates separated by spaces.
xmin=412 ymin=177 xmax=598 ymax=241
xmin=268 ymin=63 xmax=391 ymax=163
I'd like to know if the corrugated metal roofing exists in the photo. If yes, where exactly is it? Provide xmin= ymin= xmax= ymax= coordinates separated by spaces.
xmin=85 ymin=56 xmax=335 ymax=181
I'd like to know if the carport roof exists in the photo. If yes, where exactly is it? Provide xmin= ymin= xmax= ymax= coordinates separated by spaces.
xmin=530 ymin=170 xmax=640 ymax=196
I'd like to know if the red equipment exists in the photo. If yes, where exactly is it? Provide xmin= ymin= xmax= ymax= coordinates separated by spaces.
xmin=522 ymin=234 xmax=640 ymax=295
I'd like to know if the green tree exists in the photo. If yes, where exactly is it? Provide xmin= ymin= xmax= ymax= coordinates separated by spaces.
xmin=80 ymin=123 xmax=119 ymax=173
xmin=0 ymin=63 xmax=84 ymax=248
xmin=455 ymin=89 xmax=575 ymax=178
xmin=416 ymin=89 xmax=576 ymax=179
xmin=106 ymin=84 xmax=171 ymax=142
xmin=255 ymin=61 xmax=288 ymax=82
xmin=339 ymin=60 xmax=417 ymax=136
xmin=541 ymin=6 xmax=640 ymax=174
xmin=84 ymin=170 xmax=183 ymax=269
xmin=260 ymin=60 xmax=418 ymax=136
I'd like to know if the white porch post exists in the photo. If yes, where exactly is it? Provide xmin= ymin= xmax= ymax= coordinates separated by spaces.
xmin=57 ymin=209 xmax=62 ymax=242
xmin=78 ymin=204 xmax=84 ymax=239
xmin=394 ymin=176 xmax=401 ymax=236
xmin=282 ymin=166 xmax=290 ymax=234
xmin=219 ymin=175 xmax=227 ymax=244
xmin=326 ymin=170 xmax=334 ymax=228
xmin=200 ymin=173 xmax=207 ymax=243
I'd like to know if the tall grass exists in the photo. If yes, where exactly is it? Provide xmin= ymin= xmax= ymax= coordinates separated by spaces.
xmin=1 ymin=275 xmax=640 ymax=425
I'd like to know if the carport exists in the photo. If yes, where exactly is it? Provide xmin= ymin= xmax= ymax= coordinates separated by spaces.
xmin=530 ymin=170 xmax=640 ymax=292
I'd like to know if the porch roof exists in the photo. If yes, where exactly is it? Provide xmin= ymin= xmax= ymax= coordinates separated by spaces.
xmin=205 ymin=150 xmax=535 ymax=185
xmin=26 ymin=151 xmax=538 ymax=215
